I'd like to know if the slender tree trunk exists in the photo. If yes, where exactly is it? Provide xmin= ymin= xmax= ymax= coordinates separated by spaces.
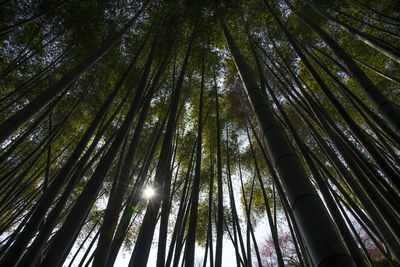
xmin=207 ymin=140 xmax=215 ymax=267
xmin=214 ymin=70 xmax=224 ymax=267
xmin=67 ymin=220 xmax=101 ymax=267
xmin=267 ymin=39 xmax=400 ymax=240
xmin=183 ymin=52 xmax=204 ymax=267
xmin=77 ymin=230 xmax=101 ymax=267
xmin=225 ymin=127 xmax=248 ymax=265
xmin=155 ymin=37 xmax=185 ymax=267
xmin=353 ymin=56 xmax=400 ymax=86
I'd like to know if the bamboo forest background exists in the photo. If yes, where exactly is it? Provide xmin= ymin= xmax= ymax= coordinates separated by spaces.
xmin=0 ymin=0 xmax=399 ymax=266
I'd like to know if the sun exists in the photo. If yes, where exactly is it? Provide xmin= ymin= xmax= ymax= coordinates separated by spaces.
xmin=143 ymin=187 xmax=155 ymax=200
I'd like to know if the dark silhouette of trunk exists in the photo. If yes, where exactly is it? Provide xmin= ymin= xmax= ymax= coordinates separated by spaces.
xmin=223 ymin=214 xmax=245 ymax=267
xmin=92 ymin=93 xmax=152 ymax=267
xmin=77 ymin=230 xmax=101 ymax=267
xmin=301 ymin=47 xmax=400 ymax=192
xmin=0 ymin=32 xmax=61 ymax=80
xmin=0 ymin=99 xmax=80 ymax=216
xmin=354 ymin=0 xmax=400 ymax=24
xmin=220 ymin=15 xmax=356 ymax=267
xmin=0 ymin=85 xmax=74 ymax=184
xmin=172 ymin=194 xmax=191 ymax=267
xmin=280 ymin=64 xmax=400 ymax=238
xmin=264 ymin=21 xmax=400 ymax=218
xmin=297 ymin=100 xmax=400 ymax=259
xmin=225 ymin=127 xmax=248 ymax=265
xmin=353 ymin=57 xmax=400 ymax=86
xmin=214 ymin=70 xmax=224 ymax=267
xmin=183 ymin=53 xmax=204 ymax=267
xmin=154 ymin=27 xmax=186 ymax=267
xmin=0 ymin=41 xmax=69 ymax=107
xmin=15 ymin=119 xmax=118 ymax=267
xmin=305 ymin=49 xmax=400 ymax=161
xmin=331 ymin=187 xmax=398 ymax=266
xmin=0 ymin=23 xmax=44 ymax=80
xmin=304 ymin=45 xmax=400 ymax=148
xmin=281 ymin=32 xmax=400 ymax=193
xmin=0 ymin=1 xmax=148 ymax=144
xmin=44 ymin=112 xmax=52 ymax=191
xmin=337 ymin=10 xmax=400 ymax=40
xmin=105 ymin=24 xmax=183 ymax=264
xmin=203 ymin=140 xmax=214 ymax=267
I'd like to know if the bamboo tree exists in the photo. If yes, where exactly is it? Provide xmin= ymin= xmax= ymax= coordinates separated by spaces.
xmin=213 ymin=70 xmax=224 ymax=267
xmin=203 ymin=140 xmax=214 ymax=267
xmin=2 ymin=1 xmax=400 ymax=266
xmin=183 ymin=52 xmax=205 ymax=267
xmin=219 ymin=15 xmax=356 ymax=267
xmin=225 ymin=127 xmax=248 ymax=265
xmin=264 ymin=1 xmax=400 ymax=193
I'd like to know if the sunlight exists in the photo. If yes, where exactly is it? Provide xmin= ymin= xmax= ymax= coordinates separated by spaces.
xmin=143 ymin=187 xmax=155 ymax=200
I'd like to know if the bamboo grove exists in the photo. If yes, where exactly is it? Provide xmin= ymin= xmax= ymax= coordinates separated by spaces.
xmin=0 ymin=0 xmax=399 ymax=266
